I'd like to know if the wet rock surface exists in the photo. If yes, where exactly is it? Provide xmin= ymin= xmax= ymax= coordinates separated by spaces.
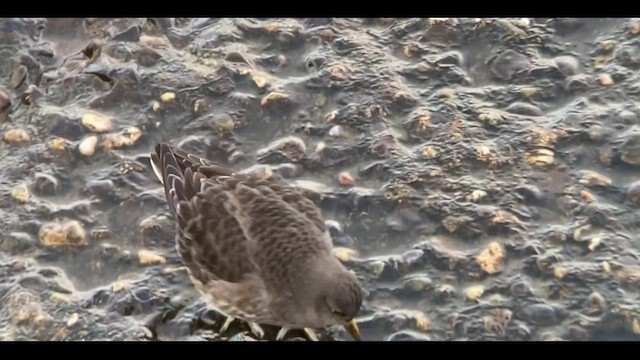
xmin=2 ymin=17 xmax=640 ymax=341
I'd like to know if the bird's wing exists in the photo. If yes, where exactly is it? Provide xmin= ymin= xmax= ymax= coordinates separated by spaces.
xmin=151 ymin=141 xmax=331 ymax=239
xmin=150 ymin=143 xmax=257 ymax=283
xmin=219 ymin=179 xmax=334 ymax=294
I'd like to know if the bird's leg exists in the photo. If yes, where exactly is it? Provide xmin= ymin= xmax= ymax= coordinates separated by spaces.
xmin=275 ymin=326 xmax=291 ymax=341
xmin=219 ymin=316 xmax=265 ymax=339
xmin=219 ymin=316 xmax=235 ymax=334
xmin=275 ymin=327 xmax=319 ymax=341
xmin=303 ymin=328 xmax=319 ymax=341
xmin=247 ymin=321 xmax=265 ymax=339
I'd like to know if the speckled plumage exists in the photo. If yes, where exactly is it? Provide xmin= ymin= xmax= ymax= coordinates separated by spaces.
xmin=150 ymin=143 xmax=363 ymax=340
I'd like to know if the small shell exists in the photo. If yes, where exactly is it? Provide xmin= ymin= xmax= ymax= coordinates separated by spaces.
xmin=265 ymin=23 xmax=279 ymax=32
xmin=2 ymin=128 xmax=30 ymax=144
xmin=102 ymin=127 xmax=142 ymax=149
xmin=488 ymin=294 xmax=506 ymax=305
xmin=421 ymin=146 xmax=438 ymax=159
xmin=50 ymin=293 xmax=72 ymax=304
xmin=261 ymin=92 xmax=290 ymax=107
xmin=239 ymin=164 xmax=273 ymax=180
xmin=628 ymin=180 xmax=640 ymax=204
xmin=333 ymin=247 xmax=359 ymax=262
xmin=632 ymin=20 xmax=640 ymax=35
xmin=600 ymin=148 xmax=613 ymax=166
xmin=237 ymin=68 xmax=251 ymax=76
xmin=138 ymin=217 xmax=163 ymax=237
xmin=112 ymin=281 xmax=126 ymax=292
xmin=66 ymin=313 xmax=79 ymax=327
xmin=633 ymin=319 xmax=640 ymax=335
xmin=329 ymin=65 xmax=349 ymax=80
xmin=491 ymin=210 xmax=520 ymax=224
xmin=585 ymin=292 xmax=606 ymax=315
xmin=513 ymin=18 xmax=530 ymax=27
xmin=578 ymin=170 xmax=612 ymax=187
xmin=318 ymin=29 xmax=334 ymax=41
xmin=91 ymin=227 xmax=111 ymax=240
xmin=429 ymin=18 xmax=458 ymax=26
xmin=411 ymin=110 xmax=432 ymax=132
xmin=49 ymin=137 xmax=70 ymax=152
xmin=160 ymin=92 xmax=176 ymax=103
xmin=573 ymin=224 xmax=595 ymax=243
xmin=138 ymin=249 xmax=166 ymax=266
xmin=64 ymin=221 xmax=87 ymax=246
xmin=415 ymin=312 xmax=429 ymax=332
xmin=315 ymin=141 xmax=326 ymax=154
xmin=367 ymin=261 xmax=386 ymax=277
xmin=622 ymin=153 xmax=640 ymax=166
xmin=78 ymin=135 xmax=99 ymax=156
xmin=328 ymin=125 xmax=350 ymax=138
xmin=525 ymin=148 xmax=555 ymax=165
xmin=0 ymin=88 xmax=10 ymax=112
xmin=476 ymin=242 xmax=505 ymax=274
xmin=338 ymin=172 xmax=355 ymax=187
xmin=528 ymin=128 xmax=562 ymax=147
xmin=252 ymin=75 xmax=270 ymax=89
xmin=81 ymin=113 xmax=113 ymax=133
xmin=211 ymin=114 xmax=235 ymax=134
xmin=465 ymin=285 xmax=485 ymax=300
xmin=519 ymin=86 xmax=539 ymax=99
xmin=554 ymin=266 xmax=567 ymax=279
xmin=435 ymin=284 xmax=456 ymax=299
xmin=39 ymin=220 xmax=87 ymax=247
xmin=599 ymin=74 xmax=614 ymax=86
xmin=466 ymin=190 xmax=487 ymax=202
xmin=257 ymin=136 xmax=306 ymax=162
xmin=11 ymin=183 xmax=30 ymax=204
xmin=442 ymin=215 xmax=469 ymax=233
xmin=193 ymin=99 xmax=207 ymax=113
xmin=476 ymin=145 xmax=492 ymax=159
xmin=403 ymin=43 xmax=419 ymax=57
xmin=478 ymin=109 xmax=506 ymax=126
xmin=415 ymin=63 xmax=431 ymax=73
xmin=393 ymin=90 xmax=418 ymax=106
xmin=140 ymin=35 xmax=168 ymax=47
xmin=402 ymin=275 xmax=432 ymax=292
xmin=324 ymin=110 xmax=339 ymax=122
xmin=602 ymin=261 xmax=611 ymax=274
xmin=313 ymin=94 xmax=327 ymax=107
xmin=580 ymin=190 xmax=596 ymax=202
xmin=39 ymin=222 xmax=66 ymax=246
xmin=152 ymin=101 xmax=161 ymax=112
xmin=588 ymin=236 xmax=602 ymax=252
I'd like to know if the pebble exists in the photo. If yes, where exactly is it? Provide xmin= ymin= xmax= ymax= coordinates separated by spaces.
xmin=338 ymin=172 xmax=355 ymax=187
xmin=490 ymin=49 xmax=531 ymax=80
xmin=81 ymin=113 xmax=113 ymax=133
xmin=138 ymin=250 xmax=166 ymax=266
xmin=0 ymin=88 xmax=11 ymax=112
xmin=3 ymin=128 xmax=30 ymax=144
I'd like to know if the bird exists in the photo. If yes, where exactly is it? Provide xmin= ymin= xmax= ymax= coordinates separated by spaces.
xmin=149 ymin=142 xmax=364 ymax=341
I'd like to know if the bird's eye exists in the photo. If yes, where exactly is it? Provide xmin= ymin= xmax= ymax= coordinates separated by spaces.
xmin=331 ymin=309 xmax=349 ymax=319
xmin=325 ymin=297 xmax=349 ymax=319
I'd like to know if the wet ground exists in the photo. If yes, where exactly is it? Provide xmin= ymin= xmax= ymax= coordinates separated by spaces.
xmin=2 ymin=17 xmax=640 ymax=341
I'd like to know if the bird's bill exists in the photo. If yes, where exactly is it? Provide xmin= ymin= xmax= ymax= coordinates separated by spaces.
xmin=344 ymin=319 xmax=362 ymax=341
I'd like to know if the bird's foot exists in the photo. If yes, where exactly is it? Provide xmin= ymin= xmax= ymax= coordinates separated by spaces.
xmin=219 ymin=316 xmax=235 ymax=334
xmin=275 ymin=327 xmax=319 ymax=341
xmin=219 ymin=316 xmax=265 ymax=339
xmin=303 ymin=328 xmax=319 ymax=341
xmin=275 ymin=326 xmax=290 ymax=341
xmin=247 ymin=321 xmax=266 ymax=339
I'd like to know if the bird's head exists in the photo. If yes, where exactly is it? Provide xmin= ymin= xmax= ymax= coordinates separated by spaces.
xmin=293 ymin=256 xmax=364 ymax=340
